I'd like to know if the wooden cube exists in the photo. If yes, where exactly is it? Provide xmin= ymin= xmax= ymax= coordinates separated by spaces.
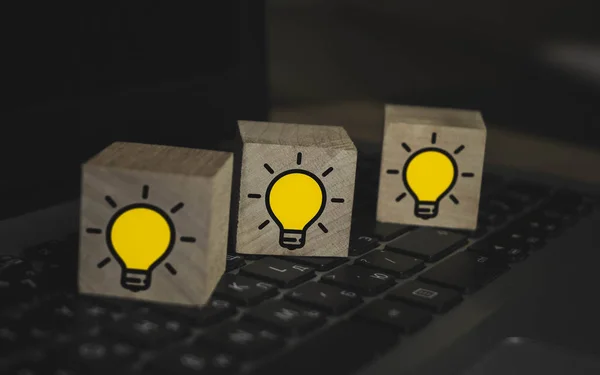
xmin=377 ymin=105 xmax=486 ymax=230
xmin=79 ymin=142 xmax=233 ymax=307
xmin=234 ymin=121 xmax=357 ymax=257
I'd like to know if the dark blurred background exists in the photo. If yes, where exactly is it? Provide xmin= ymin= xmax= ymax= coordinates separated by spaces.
xmin=4 ymin=0 xmax=600 ymax=211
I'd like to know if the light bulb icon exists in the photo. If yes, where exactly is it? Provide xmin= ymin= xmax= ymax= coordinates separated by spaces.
xmin=403 ymin=148 xmax=457 ymax=219
xmin=106 ymin=203 xmax=175 ymax=291
xmin=265 ymin=169 xmax=326 ymax=250
xmin=386 ymin=132 xmax=475 ymax=220
xmin=247 ymin=152 xmax=346 ymax=251
xmin=86 ymin=184 xmax=197 ymax=292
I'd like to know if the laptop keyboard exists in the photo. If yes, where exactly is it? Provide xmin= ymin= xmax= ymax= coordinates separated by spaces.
xmin=0 ymin=155 xmax=597 ymax=375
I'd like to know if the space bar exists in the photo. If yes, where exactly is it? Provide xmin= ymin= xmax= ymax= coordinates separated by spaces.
xmin=251 ymin=320 xmax=399 ymax=375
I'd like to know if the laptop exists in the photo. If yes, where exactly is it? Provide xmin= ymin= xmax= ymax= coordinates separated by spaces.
xmin=2 ymin=2 xmax=600 ymax=375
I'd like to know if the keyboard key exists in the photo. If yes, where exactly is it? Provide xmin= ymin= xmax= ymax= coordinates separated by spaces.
xmin=386 ymin=228 xmax=467 ymax=262
xmin=0 ymin=256 xmax=34 ymax=282
xmin=386 ymin=281 xmax=462 ymax=313
xmin=355 ymin=250 xmax=424 ymax=277
xmin=145 ymin=345 xmax=238 ymax=375
xmin=349 ymin=236 xmax=380 ymax=256
xmin=105 ymin=311 xmax=190 ymax=347
xmin=419 ymin=252 xmax=509 ymax=294
xmin=374 ymin=223 xmax=412 ymax=241
xmin=162 ymin=299 xmax=236 ymax=327
xmin=478 ymin=210 xmax=506 ymax=227
xmin=495 ymin=226 xmax=545 ymax=251
xmin=285 ymin=256 xmax=347 ymax=271
xmin=468 ymin=243 xmax=528 ymax=263
xmin=243 ymin=300 xmax=326 ymax=335
xmin=239 ymin=258 xmax=315 ymax=288
xmin=200 ymin=321 xmax=284 ymax=359
xmin=515 ymin=213 xmax=562 ymax=238
xmin=225 ymin=254 xmax=245 ymax=272
xmin=503 ymin=181 xmax=549 ymax=203
xmin=285 ymin=282 xmax=362 ymax=315
xmin=354 ymin=299 xmax=432 ymax=334
xmin=485 ymin=193 xmax=526 ymax=214
xmin=213 ymin=274 xmax=278 ymax=306
xmin=320 ymin=265 xmax=395 ymax=296
xmin=249 ymin=320 xmax=397 ymax=375
xmin=56 ymin=339 xmax=138 ymax=374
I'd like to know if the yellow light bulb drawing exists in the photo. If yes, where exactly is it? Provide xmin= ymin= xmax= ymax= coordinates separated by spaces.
xmin=265 ymin=169 xmax=326 ymax=249
xmin=386 ymin=132 xmax=476 ymax=220
xmin=107 ymin=204 xmax=175 ymax=291
xmin=403 ymin=148 xmax=457 ymax=219
xmin=86 ymin=184 xmax=197 ymax=292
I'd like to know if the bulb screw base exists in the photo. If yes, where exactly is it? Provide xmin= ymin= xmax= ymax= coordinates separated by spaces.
xmin=414 ymin=201 xmax=439 ymax=219
xmin=279 ymin=230 xmax=306 ymax=250
xmin=121 ymin=269 xmax=151 ymax=292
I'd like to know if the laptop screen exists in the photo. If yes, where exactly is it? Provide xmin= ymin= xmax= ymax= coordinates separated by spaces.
xmin=4 ymin=1 xmax=267 ymax=216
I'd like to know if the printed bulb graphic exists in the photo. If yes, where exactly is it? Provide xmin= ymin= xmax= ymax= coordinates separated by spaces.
xmin=107 ymin=203 xmax=175 ymax=291
xmin=403 ymin=148 xmax=457 ymax=219
xmin=266 ymin=170 xmax=326 ymax=250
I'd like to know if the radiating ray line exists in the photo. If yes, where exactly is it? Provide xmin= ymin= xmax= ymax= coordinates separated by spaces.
xmin=322 ymin=167 xmax=334 ymax=177
xmin=386 ymin=169 xmax=399 ymax=174
xmin=401 ymin=143 xmax=411 ymax=152
xmin=264 ymin=163 xmax=274 ymax=174
xmin=258 ymin=220 xmax=270 ymax=230
xmin=97 ymin=257 xmax=111 ymax=268
xmin=454 ymin=145 xmax=465 ymax=154
xmin=318 ymin=223 xmax=328 ymax=233
xmin=248 ymin=194 xmax=262 ymax=198
xmin=170 ymin=202 xmax=184 ymax=213
xmin=296 ymin=152 xmax=302 ymax=165
xmin=461 ymin=172 xmax=474 ymax=177
xmin=431 ymin=132 xmax=437 ymax=144
xmin=142 ymin=185 xmax=149 ymax=199
xmin=105 ymin=196 xmax=117 ymax=208
xmin=331 ymin=198 xmax=345 ymax=203
xmin=449 ymin=194 xmax=459 ymax=204
xmin=165 ymin=263 xmax=177 ymax=275
xmin=395 ymin=192 xmax=407 ymax=202
xmin=180 ymin=236 xmax=196 ymax=243
xmin=86 ymin=228 xmax=102 ymax=234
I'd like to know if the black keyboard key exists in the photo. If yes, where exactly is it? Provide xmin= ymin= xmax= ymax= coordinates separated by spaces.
xmin=0 ymin=324 xmax=28 ymax=353
xmin=249 ymin=320 xmax=397 ymax=375
xmin=213 ymin=274 xmax=278 ymax=306
xmin=386 ymin=281 xmax=462 ymax=313
xmin=386 ymin=228 xmax=467 ymax=262
xmin=478 ymin=210 xmax=506 ymax=227
xmin=225 ymin=254 xmax=245 ymax=271
xmin=57 ymin=339 xmax=138 ymax=374
xmin=496 ymin=226 xmax=545 ymax=250
xmin=356 ymin=250 xmax=424 ymax=277
xmin=419 ymin=252 xmax=509 ymax=294
xmin=243 ymin=300 xmax=326 ymax=335
xmin=468 ymin=242 xmax=528 ymax=263
xmin=486 ymin=194 xmax=526 ymax=214
xmin=354 ymin=299 xmax=432 ymax=334
xmin=145 ymin=345 xmax=239 ymax=375
xmin=320 ymin=265 xmax=395 ymax=296
xmin=285 ymin=256 xmax=347 ymax=271
xmin=239 ymin=258 xmax=315 ymax=288
xmin=0 ymin=256 xmax=35 ymax=283
xmin=285 ymin=282 xmax=362 ymax=315
xmin=503 ymin=181 xmax=549 ymax=203
xmin=349 ymin=236 xmax=380 ymax=256
xmin=374 ymin=223 xmax=412 ymax=241
xmin=516 ymin=213 xmax=562 ymax=238
xmin=105 ymin=311 xmax=190 ymax=347
xmin=200 ymin=321 xmax=283 ymax=359
xmin=162 ymin=299 xmax=236 ymax=327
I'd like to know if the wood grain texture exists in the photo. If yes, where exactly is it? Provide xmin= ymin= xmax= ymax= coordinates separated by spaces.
xmin=235 ymin=121 xmax=356 ymax=257
xmin=377 ymin=105 xmax=486 ymax=230
xmin=79 ymin=142 xmax=232 ymax=307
